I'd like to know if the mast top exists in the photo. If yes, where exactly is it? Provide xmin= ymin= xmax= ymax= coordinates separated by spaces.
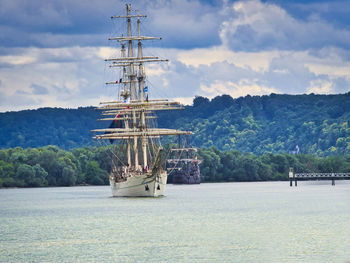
xmin=111 ymin=4 xmax=147 ymax=19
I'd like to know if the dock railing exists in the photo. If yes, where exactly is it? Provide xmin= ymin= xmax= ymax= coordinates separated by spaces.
xmin=288 ymin=168 xmax=350 ymax=186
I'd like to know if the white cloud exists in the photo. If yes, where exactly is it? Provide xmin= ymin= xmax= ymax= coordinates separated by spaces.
xmin=0 ymin=47 xmax=105 ymax=111
xmin=200 ymin=79 xmax=279 ymax=99
xmin=0 ymin=55 xmax=36 ymax=65
xmin=307 ymin=79 xmax=332 ymax=94
xmin=0 ymin=0 xmax=350 ymax=112
xmin=173 ymin=96 xmax=194 ymax=106
xmin=173 ymin=44 xmax=350 ymax=96
xmin=3 ymin=42 xmax=349 ymax=112
xmin=220 ymin=0 xmax=350 ymax=51
xmin=177 ymin=46 xmax=278 ymax=72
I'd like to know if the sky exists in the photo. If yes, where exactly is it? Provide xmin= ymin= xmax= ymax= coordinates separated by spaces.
xmin=0 ymin=0 xmax=349 ymax=112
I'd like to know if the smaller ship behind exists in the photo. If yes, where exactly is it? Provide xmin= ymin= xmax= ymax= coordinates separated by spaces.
xmin=167 ymin=148 xmax=201 ymax=184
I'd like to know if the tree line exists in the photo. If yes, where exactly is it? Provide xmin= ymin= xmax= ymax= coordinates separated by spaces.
xmin=197 ymin=147 xmax=350 ymax=182
xmin=1 ymin=93 xmax=350 ymax=156
xmin=159 ymin=93 xmax=350 ymax=156
xmin=1 ymin=145 xmax=349 ymax=188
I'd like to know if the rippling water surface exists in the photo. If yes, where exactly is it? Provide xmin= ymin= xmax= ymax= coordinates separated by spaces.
xmin=1 ymin=181 xmax=350 ymax=263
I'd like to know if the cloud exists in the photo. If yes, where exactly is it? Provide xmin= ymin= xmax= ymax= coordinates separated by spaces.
xmin=0 ymin=90 xmax=41 ymax=112
xmin=0 ymin=0 xmax=122 ymax=48
xmin=0 ymin=0 xmax=349 ymax=112
xmin=0 ymin=51 xmax=37 ymax=66
xmin=1 ymin=43 xmax=349 ymax=112
xmin=0 ymin=0 xmax=222 ymax=49
xmin=174 ymin=45 xmax=350 ymax=96
xmin=177 ymin=46 xmax=279 ymax=72
xmin=0 ymin=0 xmax=119 ymax=33
xmin=200 ymin=79 xmax=278 ymax=98
xmin=31 ymin=84 xmax=49 ymax=95
xmin=220 ymin=0 xmax=350 ymax=51
xmin=1 ymin=0 xmax=349 ymax=52
xmin=307 ymin=79 xmax=332 ymax=94
xmin=277 ymin=0 xmax=350 ymax=29
xmin=145 ymin=0 xmax=222 ymax=49
xmin=0 ymin=47 xmax=106 ymax=111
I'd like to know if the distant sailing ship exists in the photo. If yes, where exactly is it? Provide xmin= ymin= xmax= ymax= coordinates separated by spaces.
xmin=167 ymin=147 xmax=201 ymax=184
xmin=92 ymin=4 xmax=192 ymax=197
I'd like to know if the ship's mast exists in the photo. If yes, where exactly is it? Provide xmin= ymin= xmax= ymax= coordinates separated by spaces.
xmin=125 ymin=4 xmax=140 ymax=170
xmin=120 ymin=43 xmax=131 ymax=167
xmin=94 ymin=3 xmax=192 ymax=172
xmin=137 ymin=17 xmax=148 ymax=170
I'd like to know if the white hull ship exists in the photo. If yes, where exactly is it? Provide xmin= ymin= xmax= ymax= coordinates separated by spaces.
xmin=92 ymin=4 xmax=191 ymax=197
xmin=110 ymin=171 xmax=167 ymax=197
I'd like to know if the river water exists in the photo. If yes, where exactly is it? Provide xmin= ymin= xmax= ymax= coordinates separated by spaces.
xmin=1 ymin=181 xmax=349 ymax=263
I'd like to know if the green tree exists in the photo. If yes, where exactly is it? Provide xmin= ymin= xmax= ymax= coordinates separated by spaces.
xmin=85 ymin=161 xmax=107 ymax=185
xmin=15 ymin=164 xmax=33 ymax=187
xmin=60 ymin=167 xmax=77 ymax=186
xmin=32 ymin=164 xmax=48 ymax=187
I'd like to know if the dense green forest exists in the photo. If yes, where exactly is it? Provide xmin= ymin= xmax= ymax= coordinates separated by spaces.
xmin=1 ymin=93 xmax=350 ymax=156
xmin=1 ymin=145 xmax=349 ymax=188
xmin=0 ymin=107 xmax=101 ymax=149
xmin=158 ymin=93 xmax=350 ymax=156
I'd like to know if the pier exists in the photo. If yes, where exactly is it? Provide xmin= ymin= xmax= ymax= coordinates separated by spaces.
xmin=289 ymin=169 xmax=350 ymax=186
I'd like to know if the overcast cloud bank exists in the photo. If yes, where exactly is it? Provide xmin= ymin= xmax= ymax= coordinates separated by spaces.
xmin=0 ymin=0 xmax=349 ymax=112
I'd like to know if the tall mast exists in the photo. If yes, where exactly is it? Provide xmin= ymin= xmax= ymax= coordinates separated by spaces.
xmin=126 ymin=4 xmax=136 ymax=100
xmin=94 ymin=3 xmax=193 ymax=172
xmin=121 ymin=42 xmax=131 ymax=167
xmin=125 ymin=4 xmax=139 ymax=170
xmin=137 ymin=17 xmax=148 ymax=170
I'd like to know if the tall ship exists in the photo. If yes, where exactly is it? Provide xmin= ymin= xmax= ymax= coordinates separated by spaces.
xmin=167 ymin=147 xmax=201 ymax=184
xmin=92 ymin=4 xmax=192 ymax=197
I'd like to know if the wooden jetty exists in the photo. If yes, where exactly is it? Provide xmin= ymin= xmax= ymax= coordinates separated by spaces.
xmin=289 ymin=169 xmax=350 ymax=186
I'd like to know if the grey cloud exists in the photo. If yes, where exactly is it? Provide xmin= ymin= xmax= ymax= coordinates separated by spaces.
xmin=0 ymin=90 xmax=7 ymax=108
xmin=51 ymin=84 xmax=73 ymax=98
xmin=0 ymin=26 xmax=107 ymax=48
xmin=221 ymin=0 xmax=350 ymax=52
xmin=331 ymin=77 xmax=350 ymax=94
xmin=265 ymin=56 xmax=315 ymax=93
xmin=1 ymin=0 xmax=349 ymax=52
xmin=145 ymin=0 xmax=222 ymax=49
xmin=276 ymin=0 xmax=350 ymax=30
xmin=157 ymin=52 xmax=349 ymax=99
xmin=15 ymin=90 xmax=30 ymax=95
xmin=0 ymin=0 xmax=118 ymax=34
xmin=1 ymin=90 xmax=42 ymax=111
xmin=0 ymin=45 xmax=348 ymax=112
xmin=0 ymin=0 xmax=121 ymax=48
xmin=0 ymin=0 xmax=222 ymax=49
xmin=309 ymin=46 xmax=350 ymax=61
xmin=31 ymin=84 xmax=49 ymax=95
xmin=0 ymin=0 xmax=349 ymax=112
xmin=146 ymin=60 xmax=202 ymax=99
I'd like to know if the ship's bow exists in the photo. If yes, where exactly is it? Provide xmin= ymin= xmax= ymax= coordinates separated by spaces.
xmin=110 ymin=171 xmax=167 ymax=197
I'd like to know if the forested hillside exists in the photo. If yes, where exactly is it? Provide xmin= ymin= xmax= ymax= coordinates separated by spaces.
xmin=161 ymin=93 xmax=350 ymax=156
xmin=1 ymin=93 xmax=350 ymax=156
xmin=0 ymin=107 xmax=101 ymax=149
